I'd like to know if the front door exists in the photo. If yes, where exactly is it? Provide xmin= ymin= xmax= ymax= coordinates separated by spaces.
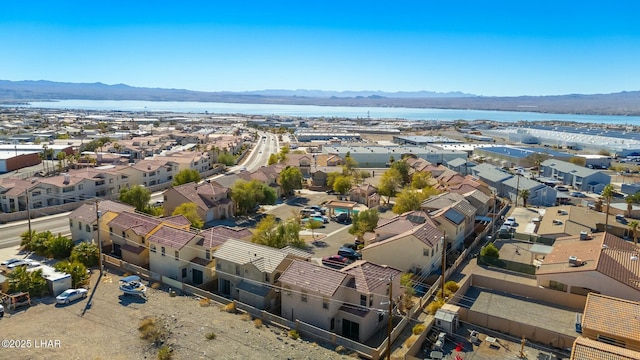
xmin=219 ymin=278 xmax=231 ymax=295
xmin=113 ymin=243 xmax=122 ymax=257
xmin=193 ymin=269 xmax=203 ymax=285
xmin=342 ymin=319 xmax=360 ymax=342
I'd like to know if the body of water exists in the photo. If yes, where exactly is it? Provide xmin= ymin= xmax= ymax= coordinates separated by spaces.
xmin=14 ymin=99 xmax=640 ymax=125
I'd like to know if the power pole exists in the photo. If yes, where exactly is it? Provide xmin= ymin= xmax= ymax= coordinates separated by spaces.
xmin=25 ymin=189 xmax=32 ymax=245
xmin=95 ymin=199 xmax=103 ymax=276
xmin=441 ymin=232 xmax=447 ymax=298
xmin=386 ymin=274 xmax=393 ymax=360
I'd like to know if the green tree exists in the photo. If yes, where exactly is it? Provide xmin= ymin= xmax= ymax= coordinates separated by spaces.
xmin=231 ymin=180 xmax=277 ymax=215
xmin=47 ymin=234 xmax=74 ymax=259
xmin=480 ymin=243 xmax=500 ymax=259
xmin=333 ymin=175 xmax=353 ymax=195
xmin=172 ymin=202 xmax=204 ymax=229
xmin=70 ymin=242 xmax=100 ymax=267
xmin=629 ymin=220 xmax=639 ymax=245
xmin=252 ymin=215 xmax=283 ymax=248
xmin=391 ymin=161 xmax=411 ymax=185
xmin=268 ymin=153 xmax=279 ymax=165
xmin=217 ymin=152 xmax=236 ymax=166
xmin=519 ymin=189 xmax=530 ymax=208
xmin=411 ymin=172 xmax=432 ymax=189
xmin=8 ymin=266 xmax=49 ymax=296
xmin=601 ymin=184 xmax=615 ymax=227
xmin=378 ymin=168 xmax=403 ymax=203
xmin=326 ymin=172 xmax=342 ymax=188
xmin=119 ymin=185 xmax=151 ymax=212
xmin=173 ymin=169 xmax=201 ymax=186
xmin=278 ymin=146 xmax=290 ymax=162
xmin=348 ymin=209 xmax=380 ymax=239
xmin=305 ymin=219 xmax=323 ymax=240
xmin=55 ymin=261 xmax=90 ymax=288
xmin=279 ymin=166 xmax=303 ymax=196
xmin=342 ymin=154 xmax=358 ymax=176
xmin=392 ymin=189 xmax=428 ymax=214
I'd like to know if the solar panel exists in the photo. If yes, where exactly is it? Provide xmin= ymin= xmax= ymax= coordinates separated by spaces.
xmin=444 ymin=209 xmax=465 ymax=225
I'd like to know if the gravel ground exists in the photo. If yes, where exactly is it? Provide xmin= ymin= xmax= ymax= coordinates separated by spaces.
xmin=1 ymin=268 xmax=352 ymax=360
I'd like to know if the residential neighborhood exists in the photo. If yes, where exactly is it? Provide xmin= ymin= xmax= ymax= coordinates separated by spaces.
xmin=1 ymin=108 xmax=639 ymax=360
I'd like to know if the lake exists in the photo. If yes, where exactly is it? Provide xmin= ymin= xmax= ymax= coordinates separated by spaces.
xmin=16 ymin=99 xmax=640 ymax=125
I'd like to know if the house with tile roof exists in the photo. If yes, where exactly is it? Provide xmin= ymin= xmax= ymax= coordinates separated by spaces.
xmin=570 ymin=293 xmax=640 ymax=359
xmin=349 ymin=184 xmax=380 ymax=208
xmin=68 ymin=200 xmax=135 ymax=245
xmin=361 ymin=212 xmax=444 ymax=275
xmin=163 ymin=181 xmax=234 ymax=222
xmin=214 ymin=239 xmax=304 ymax=310
xmin=536 ymin=232 xmax=640 ymax=302
xmin=118 ymin=159 xmax=178 ymax=188
xmin=147 ymin=224 xmax=215 ymax=286
xmin=107 ymin=211 xmax=191 ymax=267
xmin=279 ymin=260 xmax=402 ymax=343
xmin=425 ymin=196 xmax=477 ymax=250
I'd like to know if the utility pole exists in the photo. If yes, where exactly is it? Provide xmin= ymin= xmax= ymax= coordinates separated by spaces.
xmin=25 ymin=189 xmax=32 ymax=245
xmin=441 ymin=232 xmax=446 ymax=298
xmin=386 ymin=274 xmax=393 ymax=360
xmin=95 ymin=199 xmax=103 ymax=276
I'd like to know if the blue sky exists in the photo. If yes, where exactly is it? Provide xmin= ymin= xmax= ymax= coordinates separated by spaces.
xmin=1 ymin=1 xmax=639 ymax=96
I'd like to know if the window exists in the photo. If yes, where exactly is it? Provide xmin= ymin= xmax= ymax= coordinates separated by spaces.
xmin=161 ymin=247 xmax=165 ymax=256
xmin=142 ymin=237 xmax=145 ymax=244
xmin=78 ymin=222 xmax=82 ymax=230
xmin=216 ymin=263 xmax=221 ymax=270
xmin=181 ymin=268 xmax=187 ymax=278
xmin=323 ymin=298 xmax=329 ymax=309
xmin=301 ymin=292 xmax=307 ymax=302
xmin=85 ymin=224 xmax=91 ymax=232
xmin=597 ymin=335 xmax=625 ymax=348
xmin=423 ymin=248 xmax=429 ymax=256
xmin=150 ymin=245 xmax=156 ymax=253
xmin=205 ymin=249 xmax=210 ymax=260
xmin=69 ymin=219 xmax=73 ymax=227
xmin=265 ymin=273 xmax=270 ymax=282
xmin=122 ymin=231 xmax=126 ymax=239
xmin=175 ymin=250 xmax=179 ymax=260
xmin=78 ymin=184 xmax=83 ymax=190
xmin=330 ymin=318 xmax=335 ymax=330
xmin=235 ymin=265 xmax=240 ymax=275
xmin=360 ymin=294 xmax=367 ymax=306
xmin=369 ymin=296 xmax=373 ymax=307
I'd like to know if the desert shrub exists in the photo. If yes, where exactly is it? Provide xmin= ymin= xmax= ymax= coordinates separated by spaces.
xmin=157 ymin=345 xmax=173 ymax=360
xmin=405 ymin=336 xmax=417 ymax=348
xmin=205 ymin=332 xmax=216 ymax=340
xmin=151 ymin=282 xmax=162 ymax=289
xmin=222 ymin=301 xmax=236 ymax=313
xmin=288 ymin=330 xmax=300 ymax=340
xmin=425 ymin=299 xmax=445 ymax=315
xmin=253 ymin=319 xmax=263 ymax=328
xmin=335 ymin=345 xmax=347 ymax=354
xmin=480 ymin=243 xmax=500 ymax=258
xmin=436 ymin=288 xmax=453 ymax=300
xmin=199 ymin=298 xmax=211 ymax=307
xmin=138 ymin=317 xmax=165 ymax=345
xmin=412 ymin=323 xmax=426 ymax=335
xmin=240 ymin=313 xmax=252 ymax=321
xmin=444 ymin=280 xmax=459 ymax=293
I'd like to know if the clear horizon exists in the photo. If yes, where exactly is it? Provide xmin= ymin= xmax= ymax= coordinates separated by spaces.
xmin=2 ymin=1 xmax=640 ymax=97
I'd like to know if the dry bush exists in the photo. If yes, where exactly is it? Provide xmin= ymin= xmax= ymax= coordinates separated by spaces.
xmin=288 ymin=330 xmax=300 ymax=340
xmin=412 ymin=323 xmax=426 ymax=335
xmin=335 ymin=345 xmax=346 ymax=354
xmin=138 ymin=317 xmax=166 ymax=345
xmin=199 ymin=298 xmax=211 ymax=307
xmin=205 ymin=332 xmax=216 ymax=340
xmin=151 ymin=282 xmax=161 ymax=290
xmin=425 ymin=299 xmax=445 ymax=315
xmin=240 ymin=313 xmax=252 ymax=321
xmin=253 ymin=318 xmax=263 ymax=328
xmin=444 ymin=280 xmax=459 ymax=293
xmin=123 ymin=272 xmax=132 ymax=277
xmin=157 ymin=345 xmax=173 ymax=360
xmin=405 ymin=336 xmax=417 ymax=348
xmin=221 ymin=301 xmax=236 ymax=313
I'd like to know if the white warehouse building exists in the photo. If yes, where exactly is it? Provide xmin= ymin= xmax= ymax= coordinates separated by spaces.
xmin=322 ymin=145 xmax=467 ymax=168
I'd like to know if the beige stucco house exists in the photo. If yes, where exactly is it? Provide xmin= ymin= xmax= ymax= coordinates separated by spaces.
xmin=536 ymin=232 xmax=640 ymax=301
xmin=68 ymin=200 xmax=135 ymax=245
xmin=163 ymin=182 xmax=234 ymax=222
xmin=279 ymin=260 xmax=402 ymax=343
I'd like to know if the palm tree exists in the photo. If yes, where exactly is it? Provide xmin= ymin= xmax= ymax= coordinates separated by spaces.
xmin=629 ymin=221 xmax=639 ymax=245
xmin=56 ymin=152 xmax=67 ymax=172
xmin=601 ymin=184 xmax=615 ymax=227
xmin=626 ymin=197 xmax=633 ymax=217
xmin=519 ymin=189 xmax=530 ymax=208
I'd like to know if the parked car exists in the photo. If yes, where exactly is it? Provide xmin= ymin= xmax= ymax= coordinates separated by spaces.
xmin=555 ymin=185 xmax=569 ymax=192
xmin=333 ymin=212 xmax=351 ymax=224
xmin=56 ymin=288 xmax=88 ymax=305
xmin=307 ymin=205 xmax=327 ymax=215
xmin=1 ymin=258 xmax=22 ymax=267
xmin=342 ymin=243 xmax=357 ymax=250
xmin=321 ymin=255 xmax=350 ymax=269
xmin=570 ymin=192 xmax=586 ymax=198
xmin=506 ymin=216 xmax=516 ymax=223
xmin=338 ymin=247 xmax=362 ymax=261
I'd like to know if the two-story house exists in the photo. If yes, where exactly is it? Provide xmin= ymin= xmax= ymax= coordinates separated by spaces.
xmin=349 ymin=184 xmax=380 ymax=209
xmin=163 ymin=182 xmax=234 ymax=222
xmin=279 ymin=260 xmax=402 ymax=343
xmin=541 ymin=159 xmax=611 ymax=193
xmin=214 ymin=239 xmax=305 ymax=310
xmin=68 ymin=200 xmax=135 ymax=245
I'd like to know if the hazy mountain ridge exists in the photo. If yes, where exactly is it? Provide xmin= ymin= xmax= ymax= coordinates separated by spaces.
xmin=2 ymin=80 xmax=640 ymax=116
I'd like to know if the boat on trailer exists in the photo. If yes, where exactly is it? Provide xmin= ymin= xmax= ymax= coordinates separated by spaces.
xmin=119 ymin=275 xmax=147 ymax=297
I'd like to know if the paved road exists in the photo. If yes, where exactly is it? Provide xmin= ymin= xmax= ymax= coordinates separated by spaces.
xmin=0 ymin=212 xmax=71 ymax=249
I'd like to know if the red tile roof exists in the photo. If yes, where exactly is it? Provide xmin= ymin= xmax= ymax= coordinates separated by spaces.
xmin=147 ymin=225 xmax=198 ymax=250
xmin=279 ymin=260 xmax=350 ymax=297
xmin=571 ymin=336 xmax=640 ymax=360
xmin=342 ymin=261 xmax=402 ymax=293
xmin=582 ymin=293 xmax=640 ymax=342
xmin=197 ymin=226 xmax=253 ymax=248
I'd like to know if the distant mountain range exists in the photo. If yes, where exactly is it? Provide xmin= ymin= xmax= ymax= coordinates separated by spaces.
xmin=2 ymin=79 xmax=640 ymax=116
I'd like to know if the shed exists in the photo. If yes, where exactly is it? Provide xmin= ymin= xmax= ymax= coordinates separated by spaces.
xmin=434 ymin=303 xmax=460 ymax=334
xmin=28 ymin=264 xmax=72 ymax=296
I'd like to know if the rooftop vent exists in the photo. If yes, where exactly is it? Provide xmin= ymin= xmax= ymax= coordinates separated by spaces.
xmin=579 ymin=231 xmax=591 ymax=240
xmin=569 ymin=256 xmax=585 ymax=267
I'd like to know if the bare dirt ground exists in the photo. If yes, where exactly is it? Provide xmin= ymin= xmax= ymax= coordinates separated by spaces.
xmin=1 ymin=268 xmax=351 ymax=360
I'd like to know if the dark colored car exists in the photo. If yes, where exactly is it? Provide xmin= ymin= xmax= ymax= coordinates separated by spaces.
xmin=334 ymin=212 xmax=351 ymax=224
xmin=342 ymin=243 xmax=357 ymax=250
xmin=322 ymin=255 xmax=350 ymax=269
xmin=337 ymin=247 xmax=362 ymax=261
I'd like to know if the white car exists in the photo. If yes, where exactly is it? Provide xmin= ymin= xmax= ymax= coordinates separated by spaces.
xmin=56 ymin=288 xmax=88 ymax=305
xmin=1 ymin=258 xmax=22 ymax=267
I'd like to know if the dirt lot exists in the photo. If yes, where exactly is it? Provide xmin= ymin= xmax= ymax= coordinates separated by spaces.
xmin=1 ymin=268 xmax=351 ymax=360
